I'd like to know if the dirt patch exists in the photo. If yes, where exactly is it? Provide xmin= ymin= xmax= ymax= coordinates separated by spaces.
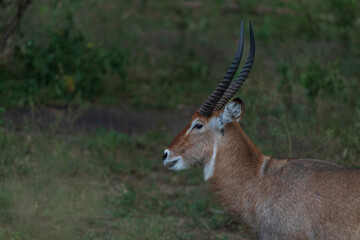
xmin=2 ymin=105 xmax=195 ymax=135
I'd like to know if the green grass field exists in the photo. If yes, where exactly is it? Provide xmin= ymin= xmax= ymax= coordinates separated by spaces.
xmin=0 ymin=130 xmax=253 ymax=239
xmin=0 ymin=0 xmax=360 ymax=239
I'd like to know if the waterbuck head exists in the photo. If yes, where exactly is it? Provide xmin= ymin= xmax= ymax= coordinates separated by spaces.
xmin=162 ymin=21 xmax=255 ymax=178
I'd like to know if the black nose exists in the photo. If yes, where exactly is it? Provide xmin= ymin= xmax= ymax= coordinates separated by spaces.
xmin=162 ymin=151 xmax=168 ymax=161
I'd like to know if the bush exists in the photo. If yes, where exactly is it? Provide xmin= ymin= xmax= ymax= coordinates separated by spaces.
xmin=0 ymin=13 xmax=126 ymax=106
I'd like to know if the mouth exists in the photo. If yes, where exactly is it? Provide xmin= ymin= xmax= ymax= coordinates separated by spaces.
xmin=164 ymin=157 xmax=181 ymax=169
xmin=166 ymin=160 xmax=178 ymax=168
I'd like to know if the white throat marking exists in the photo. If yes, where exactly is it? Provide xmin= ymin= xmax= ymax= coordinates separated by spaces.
xmin=204 ymin=142 xmax=217 ymax=181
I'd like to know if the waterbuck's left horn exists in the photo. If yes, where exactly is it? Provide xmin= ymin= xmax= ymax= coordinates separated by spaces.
xmin=197 ymin=21 xmax=245 ymax=117
xmin=214 ymin=21 xmax=255 ymax=111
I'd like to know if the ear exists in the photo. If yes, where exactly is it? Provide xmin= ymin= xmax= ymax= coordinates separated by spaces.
xmin=222 ymin=98 xmax=245 ymax=124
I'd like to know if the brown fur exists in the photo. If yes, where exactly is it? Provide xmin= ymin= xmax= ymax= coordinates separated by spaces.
xmin=166 ymin=105 xmax=360 ymax=240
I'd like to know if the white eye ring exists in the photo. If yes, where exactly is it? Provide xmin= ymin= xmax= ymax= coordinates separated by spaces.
xmin=186 ymin=119 xmax=204 ymax=135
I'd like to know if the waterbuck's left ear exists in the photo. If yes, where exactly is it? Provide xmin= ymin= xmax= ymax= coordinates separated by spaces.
xmin=222 ymin=98 xmax=245 ymax=124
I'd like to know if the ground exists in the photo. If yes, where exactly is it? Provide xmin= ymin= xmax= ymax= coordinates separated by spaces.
xmin=0 ymin=106 xmax=253 ymax=240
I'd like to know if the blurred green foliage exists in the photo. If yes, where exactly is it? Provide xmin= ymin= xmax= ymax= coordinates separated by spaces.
xmin=0 ymin=0 xmax=358 ymax=109
xmin=0 ymin=189 xmax=13 ymax=223
xmin=1 ymin=11 xmax=127 ymax=106
xmin=0 ymin=0 xmax=359 ymax=239
xmin=300 ymin=60 xmax=344 ymax=103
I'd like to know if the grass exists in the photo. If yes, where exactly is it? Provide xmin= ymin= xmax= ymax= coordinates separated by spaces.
xmin=0 ymin=0 xmax=359 ymax=239
xmin=0 ymin=130 xmax=253 ymax=239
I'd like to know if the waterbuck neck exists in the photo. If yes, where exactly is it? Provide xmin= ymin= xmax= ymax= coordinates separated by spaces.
xmin=207 ymin=122 xmax=266 ymax=215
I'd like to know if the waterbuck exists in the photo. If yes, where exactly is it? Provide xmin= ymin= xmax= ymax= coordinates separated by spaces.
xmin=162 ymin=21 xmax=360 ymax=240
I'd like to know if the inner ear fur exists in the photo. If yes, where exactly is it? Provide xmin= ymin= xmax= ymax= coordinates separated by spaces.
xmin=232 ymin=98 xmax=245 ymax=121
xmin=222 ymin=98 xmax=245 ymax=124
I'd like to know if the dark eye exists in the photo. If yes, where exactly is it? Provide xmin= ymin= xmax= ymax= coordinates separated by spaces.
xmin=194 ymin=123 xmax=203 ymax=129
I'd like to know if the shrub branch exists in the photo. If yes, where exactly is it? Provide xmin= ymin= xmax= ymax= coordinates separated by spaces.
xmin=0 ymin=0 xmax=33 ymax=51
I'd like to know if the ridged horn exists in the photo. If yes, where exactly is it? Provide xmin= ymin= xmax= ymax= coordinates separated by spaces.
xmin=214 ymin=21 xmax=255 ymax=111
xmin=197 ymin=21 xmax=245 ymax=117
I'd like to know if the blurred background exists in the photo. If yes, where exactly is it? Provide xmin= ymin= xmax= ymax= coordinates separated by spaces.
xmin=0 ymin=0 xmax=359 ymax=239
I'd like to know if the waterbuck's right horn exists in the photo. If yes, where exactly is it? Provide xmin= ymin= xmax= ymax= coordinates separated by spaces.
xmin=214 ymin=21 xmax=255 ymax=111
xmin=197 ymin=20 xmax=245 ymax=117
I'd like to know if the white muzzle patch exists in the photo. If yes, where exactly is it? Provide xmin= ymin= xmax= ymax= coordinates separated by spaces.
xmin=163 ymin=149 xmax=187 ymax=171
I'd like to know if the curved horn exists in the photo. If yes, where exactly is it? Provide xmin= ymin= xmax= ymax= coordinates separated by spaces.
xmin=198 ymin=21 xmax=245 ymax=117
xmin=214 ymin=21 xmax=255 ymax=111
